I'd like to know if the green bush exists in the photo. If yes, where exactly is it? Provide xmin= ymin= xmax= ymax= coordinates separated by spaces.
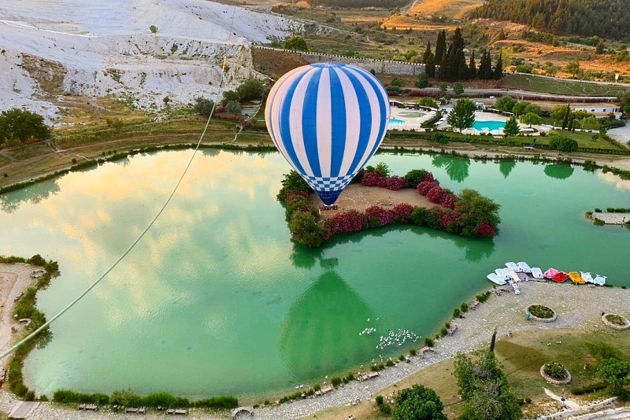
xmin=549 ymin=135 xmax=578 ymax=152
xmin=453 ymin=308 xmax=461 ymax=318
xmin=289 ymin=211 xmax=325 ymax=248
xmin=571 ymin=382 xmax=607 ymax=395
xmin=331 ymin=376 xmax=342 ymax=387
xmin=424 ymin=338 xmax=434 ymax=347
xmin=403 ymin=169 xmax=427 ymax=188
xmin=236 ymin=79 xmax=265 ymax=102
xmin=460 ymin=302 xmax=468 ymax=312
xmin=392 ymin=384 xmax=446 ymax=420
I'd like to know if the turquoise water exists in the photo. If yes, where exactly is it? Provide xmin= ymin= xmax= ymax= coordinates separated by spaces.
xmin=473 ymin=120 xmax=506 ymax=131
xmin=389 ymin=118 xmax=405 ymax=125
xmin=0 ymin=150 xmax=629 ymax=398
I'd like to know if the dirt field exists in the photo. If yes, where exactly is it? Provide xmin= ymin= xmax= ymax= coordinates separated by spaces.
xmin=407 ymin=0 xmax=485 ymax=19
xmin=310 ymin=184 xmax=439 ymax=218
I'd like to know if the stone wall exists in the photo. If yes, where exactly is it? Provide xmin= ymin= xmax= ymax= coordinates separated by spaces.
xmin=253 ymin=46 xmax=425 ymax=76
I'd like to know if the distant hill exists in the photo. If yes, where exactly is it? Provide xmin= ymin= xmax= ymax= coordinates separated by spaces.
xmin=470 ymin=0 xmax=630 ymax=41
xmin=310 ymin=0 xmax=408 ymax=8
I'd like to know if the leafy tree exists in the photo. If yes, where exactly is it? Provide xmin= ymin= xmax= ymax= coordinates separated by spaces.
xmin=149 ymin=25 xmax=158 ymax=34
xmin=503 ymin=116 xmax=520 ymax=136
xmin=453 ymin=82 xmax=464 ymax=95
xmin=596 ymin=358 xmax=630 ymax=399
xmin=225 ymin=100 xmax=242 ymax=115
xmin=193 ymin=97 xmax=215 ymax=117
xmin=221 ymin=90 xmax=239 ymax=105
xmin=284 ymin=35 xmax=308 ymax=51
xmin=455 ymin=188 xmax=501 ymax=228
xmin=578 ymin=115 xmax=599 ymax=130
xmin=494 ymin=96 xmax=516 ymax=112
xmin=477 ymin=50 xmax=493 ymax=79
xmin=551 ymin=104 xmax=569 ymax=122
xmin=447 ymin=99 xmax=476 ymax=132
xmin=277 ymin=170 xmax=311 ymax=201
xmin=373 ymin=162 xmax=391 ymax=177
xmin=439 ymin=82 xmax=448 ymax=95
xmin=236 ymin=78 xmax=265 ymax=101
xmin=289 ymin=211 xmax=325 ymax=248
xmin=549 ymin=135 xmax=578 ymax=152
xmin=416 ymin=72 xmax=429 ymax=88
xmin=520 ymin=112 xmax=542 ymax=127
xmin=566 ymin=60 xmax=581 ymax=77
xmin=392 ymin=385 xmax=447 ymax=420
xmin=0 ymin=108 xmax=51 ymax=144
xmin=512 ymin=101 xmax=540 ymax=116
xmin=417 ymin=97 xmax=438 ymax=109
xmin=454 ymin=348 xmax=521 ymax=420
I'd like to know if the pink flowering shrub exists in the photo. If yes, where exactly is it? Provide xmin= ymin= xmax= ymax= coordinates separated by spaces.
xmin=417 ymin=180 xmax=438 ymax=195
xmin=441 ymin=193 xmax=459 ymax=209
xmin=361 ymin=171 xmax=382 ymax=187
xmin=434 ymin=209 xmax=460 ymax=228
xmin=326 ymin=210 xmax=366 ymax=234
xmin=426 ymin=186 xmax=447 ymax=204
xmin=422 ymin=171 xmax=435 ymax=182
xmin=475 ymin=220 xmax=496 ymax=237
xmin=392 ymin=203 xmax=414 ymax=222
xmin=284 ymin=190 xmax=309 ymax=203
xmin=385 ymin=176 xmax=406 ymax=191
xmin=365 ymin=206 xmax=395 ymax=227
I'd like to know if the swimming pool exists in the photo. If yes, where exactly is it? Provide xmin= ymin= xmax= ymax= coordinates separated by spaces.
xmin=389 ymin=118 xmax=405 ymax=125
xmin=472 ymin=120 xmax=505 ymax=131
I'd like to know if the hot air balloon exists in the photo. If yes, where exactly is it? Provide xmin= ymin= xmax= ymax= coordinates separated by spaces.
xmin=265 ymin=63 xmax=390 ymax=205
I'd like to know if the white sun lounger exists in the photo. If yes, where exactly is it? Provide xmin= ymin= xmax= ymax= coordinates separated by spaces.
xmin=581 ymin=272 xmax=594 ymax=284
xmin=518 ymin=262 xmax=532 ymax=273
xmin=487 ymin=273 xmax=507 ymax=285
xmin=505 ymin=262 xmax=521 ymax=273
xmin=593 ymin=275 xmax=607 ymax=286
xmin=531 ymin=267 xmax=544 ymax=279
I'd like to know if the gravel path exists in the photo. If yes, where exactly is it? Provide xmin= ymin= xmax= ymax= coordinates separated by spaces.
xmin=0 ymin=280 xmax=627 ymax=419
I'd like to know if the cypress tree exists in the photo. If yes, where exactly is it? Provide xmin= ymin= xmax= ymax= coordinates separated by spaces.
xmin=435 ymin=30 xmax=446 ymax=65
xmin=423 ymin=41 xmax=436 ymax=78
xmin=468 ymin=51 xmax=477 ymax=79
xmin=561 ymin=104 xmax=571 ymax=130
xmin=494 ymin=51 xmax=503 ymax=79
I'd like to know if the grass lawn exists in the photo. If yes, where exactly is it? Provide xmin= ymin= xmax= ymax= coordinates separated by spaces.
xmin=504 ymin=74 xmax=630 ymax=98
xmin=306 ymin=328 xmax=629 ymax=420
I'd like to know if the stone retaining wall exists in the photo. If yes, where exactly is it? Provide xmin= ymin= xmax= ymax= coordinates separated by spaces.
xmin=253 ymin=46 xmax=425 ymax=76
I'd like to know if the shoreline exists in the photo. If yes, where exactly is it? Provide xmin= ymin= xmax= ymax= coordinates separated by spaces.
xmin=0 ymin=273 xmax=626 ymax=419
xmin=1 ymin=139 xmax=630 ymax=194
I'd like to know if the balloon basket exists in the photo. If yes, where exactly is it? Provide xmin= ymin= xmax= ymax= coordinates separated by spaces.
xmin=319 ymin=204 xmax=338 ymax=212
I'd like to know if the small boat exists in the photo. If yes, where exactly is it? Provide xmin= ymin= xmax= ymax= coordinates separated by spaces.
xmin=552 ymin=272 xmax=569 ymax=283
xmin=508 ymin=270 xmax=521 ymax=284
xmin=487 ymin=273 xmax=506 ymax=286
xmin=505 ymin=262 xmax=521 ymax=273
xmin=544 ymin=268 xmax=560 ymax=279
xmin=593 ymin=275 xmax=607 ymax=286
xmin=569 ymin=272 xmax=585 ymax=284
xmin=531 ymin=267 xmax=544 ymax=279
xmin=581 ymin=272 xmax=594 ymax=284
xmin=495 ymin=268 xmax=510 ymax=281
xmin=518 ymin=262 xmax=532 ymax=273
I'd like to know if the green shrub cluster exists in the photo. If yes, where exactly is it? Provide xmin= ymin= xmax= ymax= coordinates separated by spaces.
xmin=2 ymin=254 xmax=58 ymax=400
xmin=571 ymin=382 xmax=607 ymax=395
xmin=476 ymin=291 xmax=491 ymax=303
xmin=52 ymin=389 xmax=237 ymax=409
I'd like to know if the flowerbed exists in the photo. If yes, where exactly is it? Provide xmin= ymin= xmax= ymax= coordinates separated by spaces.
xmin=527 ymin=305 xmax=557 ymax=322
xmin=278 ymin=164 xmax=501 ymax=248
xmin=541 ymin=362 xmax=571 ymax=385
xmin=602 ymin=313 xmax=630 ymax=330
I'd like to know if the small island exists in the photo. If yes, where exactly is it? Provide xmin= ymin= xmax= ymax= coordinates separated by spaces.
xmin=277 ymin=163 xmax=501 ymax=248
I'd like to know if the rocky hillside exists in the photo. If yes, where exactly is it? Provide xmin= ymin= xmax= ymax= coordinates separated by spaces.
xmin=0 ymin=0 xmax=302 ymax=122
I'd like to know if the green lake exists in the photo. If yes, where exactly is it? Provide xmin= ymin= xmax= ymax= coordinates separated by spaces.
xmin=0 ymin=150 xmax=628 ymax=399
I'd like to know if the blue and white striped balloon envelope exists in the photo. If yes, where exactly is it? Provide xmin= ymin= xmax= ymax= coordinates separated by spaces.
xmin=265 ymin=63 xmax=390 ymax=205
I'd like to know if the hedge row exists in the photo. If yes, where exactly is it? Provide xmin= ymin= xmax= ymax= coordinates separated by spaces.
xmin=52 ymin=389 xmax=238 ymax=409
xmin=1 ymin=254 xmax=60 ymax=401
